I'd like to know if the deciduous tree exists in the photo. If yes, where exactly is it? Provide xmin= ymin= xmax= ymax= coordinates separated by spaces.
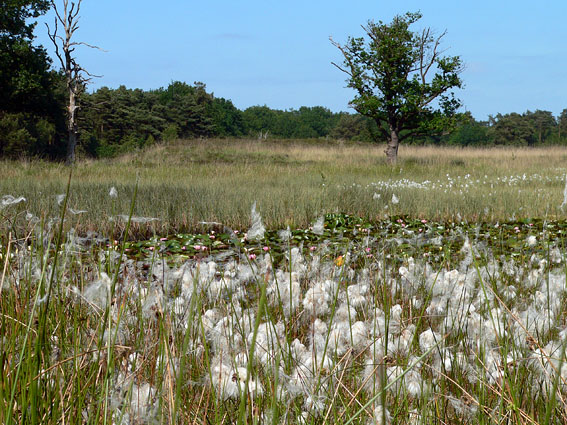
xmin=0 ymin=0 xmax=66 ymax=158
xmin=331 ymin=12 xmax=463 ymax=163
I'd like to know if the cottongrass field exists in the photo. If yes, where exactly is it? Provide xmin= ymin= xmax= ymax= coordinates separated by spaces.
xmin=2 ymin=140 xmax=567 ymax=424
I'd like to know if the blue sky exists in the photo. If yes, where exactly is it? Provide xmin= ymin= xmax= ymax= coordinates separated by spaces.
xmin=35 ymin=0 xmax=567 ymax=120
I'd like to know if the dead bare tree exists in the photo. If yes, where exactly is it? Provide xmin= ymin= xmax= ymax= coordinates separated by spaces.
xmin=46 ymin=0 xmax=101 ymax=165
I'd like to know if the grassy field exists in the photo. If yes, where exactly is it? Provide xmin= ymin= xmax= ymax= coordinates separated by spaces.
xmin=2 ymin=140 xmax=567 ymax=424
xmin=1 ymin=139 xmax=567 ymax=237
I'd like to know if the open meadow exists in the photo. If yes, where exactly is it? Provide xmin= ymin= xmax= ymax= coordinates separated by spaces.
xmin=2 ymin=140 xmax=567 ymax=236
xmin=2 ymin=140 xmax=567 ymax=424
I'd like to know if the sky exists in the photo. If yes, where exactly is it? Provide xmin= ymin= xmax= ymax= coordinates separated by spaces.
xmin=34 ymin=0 xmax=567 ymax=120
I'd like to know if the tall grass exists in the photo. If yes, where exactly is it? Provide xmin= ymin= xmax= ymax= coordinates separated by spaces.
xmin=2 ymin=190 xmax=567 ymax=423
xmin=1 ymin=140 xmax=567 ymax=237
xmin=2 ymin=140 xmax=567 ymax=423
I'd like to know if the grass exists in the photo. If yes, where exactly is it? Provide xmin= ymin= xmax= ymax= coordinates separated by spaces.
xmin=1 ymin=139 xmax=566 ymax=238
xmin=2 ymin=139 xmax=567 ymax=424
xmin=3 ymin=209 xmax=567 ymax=424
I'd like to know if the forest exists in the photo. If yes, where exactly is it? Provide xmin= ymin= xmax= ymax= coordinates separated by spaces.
xmin=3 ymin=73 xmax=567 ymax=159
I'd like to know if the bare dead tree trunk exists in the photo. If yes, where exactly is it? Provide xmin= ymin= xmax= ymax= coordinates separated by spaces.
xmin=47 ymin=0 xmax=100 ymax=165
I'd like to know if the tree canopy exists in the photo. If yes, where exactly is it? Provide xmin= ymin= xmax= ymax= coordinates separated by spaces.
xmin=0 ymin=0 xmax=53 ymax=112
xmin=0 ymin=0 xmax=66 ymax=158
xmin=331 ymin=11 xmax=463 ymax=162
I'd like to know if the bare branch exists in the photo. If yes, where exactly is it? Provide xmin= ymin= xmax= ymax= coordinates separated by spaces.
xmin=330 ymin=36 xmax=373 ymax=93
xmin=423 ymin=30 xmax=446 ymax=83
xmin=45 ymin=19 xmax=65 ymax=71
xmin=330 ymin=60 xmax=352 ymax=77
xmin=70 ymin=41 xmax=108 ymax=52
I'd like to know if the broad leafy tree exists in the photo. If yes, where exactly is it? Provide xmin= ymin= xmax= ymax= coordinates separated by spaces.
xmin=0 ymin=0 xmax=51 ymax=111
xmin=446 ymin=113 xmax=490 ymax=146
xmin=209 ymin=97 xmax=245 ymax=137
xmin=0 ymin=0 xmax=66 ymax=158
xmin=489 ymin=110 xmax=558 ymax=146
xmin=331 ymin=12 xmax=463 ymax=163
xmin=156 ymin=81 xmax=214 ymax=138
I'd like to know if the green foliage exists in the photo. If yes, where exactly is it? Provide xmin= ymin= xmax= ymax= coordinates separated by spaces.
xmin=210 ymin=97 xmax=245 ymax=137
xmin=161 ymin=123 xmax=179 ymax=141
xmin=241 ymin=105 xmax=342 ymax=139
xmin=0 ymin=111 xmax=60 ymax=157
xmin=488 ymin=111 xmax=557 ymax=146
xmin=330 ymin=113 xmax=375 ymax=141
xmin=0 ymin=1 xmax=49 ymax=38
xmin=558 ymin=109 xmax=567 ymax=144
xmin=526 ymin=109 xmax=556 ymax=144
xmin=1 ymin=1 xmax=53 ymax=113
xmin=444 ymin=112 xmax=490 ymax=146
xmin=489 ymin=112 xmax=532 ymax=146
xmin=241 ymin=105 xmax=279 ymax=137
xmin=332 ymin=11 xmax=463 ymax=160
xmin=156 ymin=81 xmax=215 ymax=138
xmin=448 ymin=122 xmax=490 ymax=146
xmin=0 ymin=1 xmax=66 ymax=158
xmin=77 ymin=82 xmax=221 ymax=156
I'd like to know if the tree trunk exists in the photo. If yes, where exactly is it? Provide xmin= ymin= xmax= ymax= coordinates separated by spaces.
xmin=65 ymin=130 xmax=77 ymax=165
xmin=385 ymin=128 xmax=399 ymax=164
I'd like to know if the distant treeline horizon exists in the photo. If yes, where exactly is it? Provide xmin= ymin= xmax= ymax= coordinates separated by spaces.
xmin=3 ymin=2 xmax=567 ymax=160
xmin=2 ymin=78 xmax=567 ymax=159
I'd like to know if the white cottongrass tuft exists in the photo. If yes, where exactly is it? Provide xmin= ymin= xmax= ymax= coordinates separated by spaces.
xmin=372 ymin=404 xmax=392 ymax=425
xmin=312 ymin=216 xmax=325 ymax=235
xmin=82 ymin=273 xmax=112 ymax=310
xmin=111 ymin=374 xmax=157 ymax=424
xmin=419 ymin=328 xmax=441 ymax=353
xmin=303 ymin=280 xmax=332 ymax=317
xmin=1 ymin=195 xmax=26 ymax=208
xmin=208 ymin=359 xmax=263 ymax=400
xmin=113 ymin=215 xmax=159 ymax=224
xmin=267 ymin=270 xmax=301 ymax=317
xmin=391 ymin=194 xmax=399 ymax=204
xmin=11 ymin=215 xmax=567 ymax=422
xmin=347 ymin=283 xmax=369 ymax=308
xmin=109 ymin=186 xmax=118 ymax=198
xmin=68 ymin=207 xmax=88 ymax=215
xmin=278 ymin=226 xmax=292 ymax=242
xmin=247 ymin=201 xmax=265 ymax=241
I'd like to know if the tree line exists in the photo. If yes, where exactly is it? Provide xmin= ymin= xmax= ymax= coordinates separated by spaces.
xmin=2 ymin=3 xmax=567 ymax=160
xmin=4 ymin=75 xmax=567 ymax=159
